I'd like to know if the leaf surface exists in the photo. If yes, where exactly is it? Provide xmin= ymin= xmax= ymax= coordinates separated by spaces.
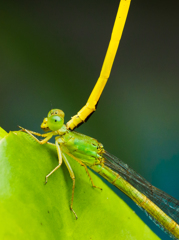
xmin=0 ymin=129 xmax=159 ymax=240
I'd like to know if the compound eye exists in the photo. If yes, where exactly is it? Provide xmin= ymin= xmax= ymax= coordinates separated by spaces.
xmin=47 ymin=115 xmax=64 ymax=131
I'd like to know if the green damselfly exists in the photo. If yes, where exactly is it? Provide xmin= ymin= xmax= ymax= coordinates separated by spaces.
xmin=19 ymin=0 xmax=179 ymax=239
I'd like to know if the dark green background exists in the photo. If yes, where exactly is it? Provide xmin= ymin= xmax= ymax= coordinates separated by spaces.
xmin=1 ymin=1 xmax=179 ymax=239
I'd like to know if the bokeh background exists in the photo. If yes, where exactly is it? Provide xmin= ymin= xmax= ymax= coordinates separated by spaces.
xmin=1 ymin=0 xmax=179 ymax=239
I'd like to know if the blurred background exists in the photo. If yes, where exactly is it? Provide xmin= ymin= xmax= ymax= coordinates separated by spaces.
xmin=1 ymin=0 xmax=179 ymax=239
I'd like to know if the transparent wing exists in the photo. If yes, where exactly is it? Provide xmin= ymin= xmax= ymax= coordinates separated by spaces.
xmin=103 ymin=150 xmax=179 ymax=225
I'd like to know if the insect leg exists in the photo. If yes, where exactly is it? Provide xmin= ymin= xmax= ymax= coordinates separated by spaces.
xmin=65 ymin=151 xmax=102 ymax=190
xmin=62 ymin=153 xmax=78 ymax=219
xmin=18 ymin=126 xmax=48 ymax=137
xmin=45 ymin=141 xmax=63 ymax=183
xmin=19 ymin=126 xmax=53 ymax=144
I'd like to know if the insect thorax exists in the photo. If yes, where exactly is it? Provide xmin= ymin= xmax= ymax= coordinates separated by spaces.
xmin=58 ymin=130 xmax=104 ymax=166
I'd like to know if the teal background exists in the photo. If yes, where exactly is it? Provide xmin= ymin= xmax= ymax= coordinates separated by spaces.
xmin=1 ymin=1 xmax=179 ymax=239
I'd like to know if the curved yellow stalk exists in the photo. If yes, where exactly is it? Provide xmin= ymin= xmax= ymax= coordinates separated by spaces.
xmin=66 ymin=0 xmax=131 ymax=130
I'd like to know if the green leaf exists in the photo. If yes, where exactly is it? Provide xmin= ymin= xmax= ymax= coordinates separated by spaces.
xmin=0 ymin=127 xmax=8 ymax=140
xmin=0 ymin=129 xmax=159 ymax=240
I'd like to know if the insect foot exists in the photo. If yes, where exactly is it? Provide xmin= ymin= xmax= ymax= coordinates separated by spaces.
xmin=70 ymin=207 xmax=78 ymax=220
xmin=44 ymin=176 xmax=48 ymax=185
